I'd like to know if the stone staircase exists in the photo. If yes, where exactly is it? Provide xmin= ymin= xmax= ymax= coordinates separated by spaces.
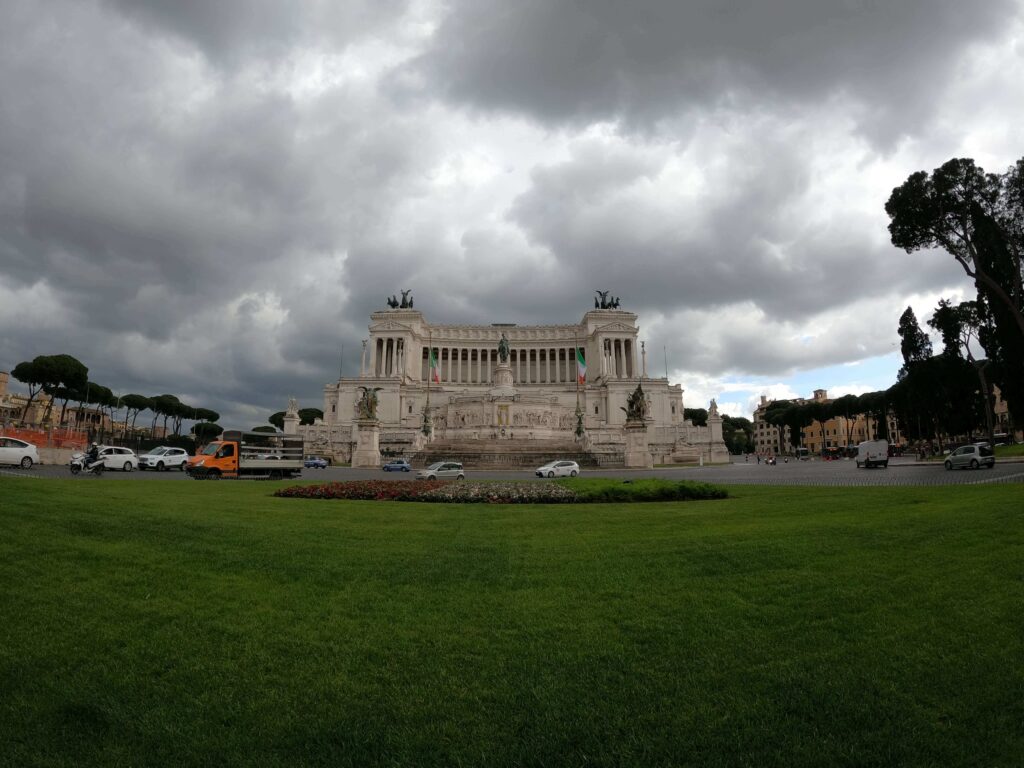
xmin=413 ymin=438 xmax=623 ymax=469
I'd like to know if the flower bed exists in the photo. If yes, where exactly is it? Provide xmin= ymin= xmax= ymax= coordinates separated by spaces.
xmin=274 ymin=479 xmax=726 ymax=504
xmin=274 ymin=480 xmax=578 ymax=504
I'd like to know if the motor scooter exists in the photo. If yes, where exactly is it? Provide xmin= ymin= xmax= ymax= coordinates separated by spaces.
xmin=69 ymin=452 xmax=104 ymax=476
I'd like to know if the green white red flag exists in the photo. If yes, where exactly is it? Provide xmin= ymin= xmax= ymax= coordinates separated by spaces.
xmin=575 ymin=347 xmax=586 ymax=385
xmin=429 ymin=348 xmax=440 ymax=384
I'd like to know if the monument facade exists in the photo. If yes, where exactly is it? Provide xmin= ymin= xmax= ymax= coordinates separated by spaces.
xmin=296 ymin=294 xmax=728 ymax=466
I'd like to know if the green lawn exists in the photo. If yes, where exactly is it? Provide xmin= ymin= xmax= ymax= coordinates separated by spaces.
xmin=1 ymin=479 xmax=1021 ymax=767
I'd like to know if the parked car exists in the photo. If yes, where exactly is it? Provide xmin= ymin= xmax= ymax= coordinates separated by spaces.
xmin=535 ymin=460 xmax=580 ymax=478
xmin=383 ymin=458 xmax=412 ymax=472
xmin=416 ymin=461 xmax=465 ymax=480
xmin=94 ymin=446 xmax=139 ymax=472
xmin=0 ymin=437 xmax=39 ymax=469
xmin=944 ymin=443 xmax=995 ymax=470
xmin=139 ymin=446 xmax=190 ymax=471
xmin=304 ymin=456 xmax=328 ymax=469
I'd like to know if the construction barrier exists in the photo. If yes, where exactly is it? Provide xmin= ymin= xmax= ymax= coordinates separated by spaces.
xmin=0 ymin=426 xmax=89 ymax=451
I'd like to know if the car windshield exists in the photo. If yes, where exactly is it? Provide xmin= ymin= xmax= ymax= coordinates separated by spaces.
xmin=427 ymin=462 xmax=444 ymax=470
xmin=149 ymin=447 xmax=167 ymax=455
xmin=202 ymin=443 xmax=222 ymax=456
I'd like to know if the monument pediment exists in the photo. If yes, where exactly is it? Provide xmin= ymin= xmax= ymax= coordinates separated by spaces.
xmin=371 ymin=320 xmax=409 ymax=332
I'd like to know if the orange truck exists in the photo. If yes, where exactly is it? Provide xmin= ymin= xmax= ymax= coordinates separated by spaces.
xmin=186 ymin=430 xmax=304 ymax=480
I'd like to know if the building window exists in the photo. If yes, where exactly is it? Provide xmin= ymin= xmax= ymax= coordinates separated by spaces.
xmin=594 ymin=405 xmax=599 ymax=415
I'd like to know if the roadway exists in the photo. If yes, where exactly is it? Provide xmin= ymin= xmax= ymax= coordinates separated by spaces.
xmin=5 ymin=457 xmax=1024 ymax=485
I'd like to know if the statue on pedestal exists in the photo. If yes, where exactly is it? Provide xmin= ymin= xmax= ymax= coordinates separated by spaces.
xmin=497 ymin=333 xmax=510 ymax=363
xmin=356 ymin=386 xmax=382 ymax=420
xmin=622 ymin=382 xmax=649 ymax=422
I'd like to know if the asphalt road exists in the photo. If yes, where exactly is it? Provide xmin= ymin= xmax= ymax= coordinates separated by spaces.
xmin=5 ymin=457 xmax=1024 ymax=485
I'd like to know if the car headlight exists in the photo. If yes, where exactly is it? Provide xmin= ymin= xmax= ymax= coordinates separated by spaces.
xmin=194 ymin=459 xmax=205 ymax=467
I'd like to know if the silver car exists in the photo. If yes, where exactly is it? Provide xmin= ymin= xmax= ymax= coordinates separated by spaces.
xmin=416 ymin=461 xmax=465 ymax=480
xmin=535 ymin=460 xmax=580 ymax=478
xmin=944 ymin=443 xmax=995 ymax=470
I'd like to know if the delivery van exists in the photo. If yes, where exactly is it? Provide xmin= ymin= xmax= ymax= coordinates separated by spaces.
xmin=855 ymin=439 xmax=889 ymax=469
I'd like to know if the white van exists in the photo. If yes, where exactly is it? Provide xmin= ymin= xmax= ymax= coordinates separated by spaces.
xmin=856 ymin=439 xmax=889 ymax=468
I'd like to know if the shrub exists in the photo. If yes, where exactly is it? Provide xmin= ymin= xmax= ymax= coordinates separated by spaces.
xmin=570 ymin=479 xmax=728 ymax=503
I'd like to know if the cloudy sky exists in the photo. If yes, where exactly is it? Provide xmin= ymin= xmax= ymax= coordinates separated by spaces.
xmin=2 ymin=0 xmax=1023 ymax=426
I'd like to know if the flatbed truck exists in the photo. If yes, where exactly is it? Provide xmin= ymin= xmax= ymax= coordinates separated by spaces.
xmin=186 ymin=430 xmax=304 ymax=480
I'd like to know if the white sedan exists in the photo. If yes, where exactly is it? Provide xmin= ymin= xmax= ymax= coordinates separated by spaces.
xmin=535 ymin=460 xmax=580 ymax=478
xmin=95 ymin=446 xmax=139 ymax=472
xmin=0 ymin=437 xmax=40 ymax=469
xmin=139 ymin=446 xmax=190 ymax=471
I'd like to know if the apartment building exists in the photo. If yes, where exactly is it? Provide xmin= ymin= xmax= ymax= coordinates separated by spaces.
xmin=752 ymin=389 xmax=904 ymax=455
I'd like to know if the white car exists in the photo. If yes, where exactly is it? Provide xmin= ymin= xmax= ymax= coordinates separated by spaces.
xmin=0 ymin=437 xmax=40 ymax=469
xmin=139 ymin=446 xmax=190 ymax=471
xmin=416 ymin=461 xmax=465 ymax=480
xmin=535 ymin=460 xmax=580 ymax=478
xmin=94 ymin=446 xmax=139 ymax=472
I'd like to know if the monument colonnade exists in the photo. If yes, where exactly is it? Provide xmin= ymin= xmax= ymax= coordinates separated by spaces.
xmin=360 ymin=337 xmax=637 ymax=383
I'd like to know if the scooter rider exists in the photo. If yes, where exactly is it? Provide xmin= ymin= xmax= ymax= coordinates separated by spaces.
xmin=86 ymin=442 xmax=101 ymax=471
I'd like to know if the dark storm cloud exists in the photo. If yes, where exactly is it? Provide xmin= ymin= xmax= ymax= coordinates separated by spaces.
xmin=399 ymin=0 xmax=1015 ymax=142
xmin=504 ymin=136 xmax=968 ymax=325
xmin=106 ymin=0 xmax=409 ymax=64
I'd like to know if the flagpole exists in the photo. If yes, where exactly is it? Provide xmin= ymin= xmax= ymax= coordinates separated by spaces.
xmin=574 ymin=334 xmax=584 ymax=440
xmin=423 ymin=330 xmax=432 ymax=437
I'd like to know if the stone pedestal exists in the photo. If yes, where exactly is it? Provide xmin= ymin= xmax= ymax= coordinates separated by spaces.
xmin=352 ymin=419 xmax=382 ymax=467
xmin=283 ymin=413 xmax=299 ymax=434
xmin=490 ymin=361 xmax=516 ymax=397
xmin=623 ymin=421 xmax=653 ymax=468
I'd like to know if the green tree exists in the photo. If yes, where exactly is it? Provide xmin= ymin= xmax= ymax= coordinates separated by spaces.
xmin=194 ymin=408 xmax=220 ymax=424
xmin=858 ymin=392 xmax=889 ymax=441
xmin=150 ymin=394 xmax=181 ymax=437
xmin=683 ymin=408 xmax=708 ymax=427
xmin=252 ymin=425 xmax=278 ymax=433
xmin=298 ymin=408 xmax=324 ymax=425
xmin=897 ymin=306 xmax=933 ymax=366
xmin=886 ymin=157 xmax=1023 ymax=338
xmin=805 ymin=401 xmax=828 ymax=450
xmin=191 ymin=422 xmax=222 ymax=443
xmin=831 ymin=393 xmax=860 ymax=450
xmin=11 ymin=354 xmax=88 ymax=424
xmin=970 ymin=203 xmax=1024 ymax=424
xmin=721 ymin=414 xmax=752 ymax=454
xmin=121 ymin=394 xmax=152 ymax=438
xmin=268 ymin=411 xmax=285 ymax=431
xmin=929 ymin=299 xmax=996 ymax=443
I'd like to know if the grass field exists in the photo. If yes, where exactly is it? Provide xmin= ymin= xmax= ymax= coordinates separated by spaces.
xmin=1 ymin=479 xmax=1022 ymax=767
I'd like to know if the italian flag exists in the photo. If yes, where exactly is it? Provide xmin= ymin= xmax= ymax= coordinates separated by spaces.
xmin=575 ymin=347 xmax=586 ymax=384
xmin=429 ymin=348 xmax=440 ymax=384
